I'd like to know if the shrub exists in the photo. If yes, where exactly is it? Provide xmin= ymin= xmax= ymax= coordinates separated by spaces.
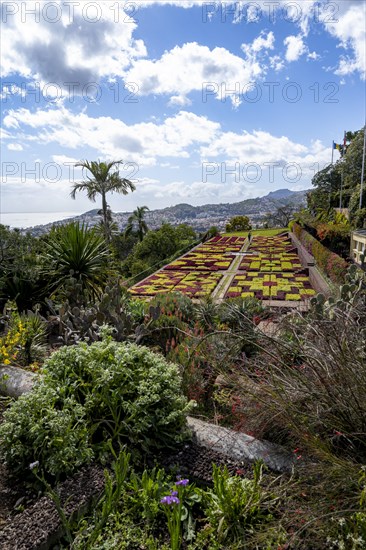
xmin=251 ymin=305 xmax=366 ymax=459
xmin=0 ymin=308 xmax=47 ymax=368
xmin=43 ymin=335 xmax=192 ymax=451
xmin=42 ymin=222 xmax=109 ymax=303
xmin=0 ymin=333 xmax=192 ymax=480
xmin=138 ymin=292 xmax=195 ymax=352
xmin=292 ymin=222 xmax=348 ymax=283
xmin=0 ymin=384 xmax=93 ymax=480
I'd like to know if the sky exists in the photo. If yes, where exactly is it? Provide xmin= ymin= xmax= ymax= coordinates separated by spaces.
xmin=1 ymin=0 xmax=365 ymax=217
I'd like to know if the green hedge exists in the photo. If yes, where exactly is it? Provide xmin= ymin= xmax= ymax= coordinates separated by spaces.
xmin=292 ymin=223 xmax=348 ymax=284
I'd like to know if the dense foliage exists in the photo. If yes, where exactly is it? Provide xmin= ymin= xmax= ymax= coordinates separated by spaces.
xmin=0 ymin=333 xmax=192 ymax=480
xmin=225 ymin=215 xmax=251 ymax=232
xmin=122 ymin=223 xmax=197 ymax=281
xmin=1 ymin=171 xmax=366 ymax=547
xmin=308 ymin=127 xmax=366 ymax=226
xmin=0 ymin=225 xmax=48 ymax=311
xmin=292 ymin=221 xmax=348 ymax=283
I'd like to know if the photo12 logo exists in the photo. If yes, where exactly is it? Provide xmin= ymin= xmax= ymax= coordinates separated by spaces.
xmin=202 ymin=161 xmax=324 ymax=184
xmin=202 ymin=81 xmax=339 ymax=104
xmin=201 ymin=2 xmax=339 ymax=24
xmin=1 ymin=161 xmax=140 ymax=183
xmin=1 ymin=81 xmax=140 ymax=104
xmin=1 ymin=2 xmax=139 ymax=24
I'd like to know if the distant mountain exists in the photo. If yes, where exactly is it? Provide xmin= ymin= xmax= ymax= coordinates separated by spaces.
xmin=27 ymin=188 xmax=309 ymax=236
xmin=265 ymin=188 xmax=296 ymax=199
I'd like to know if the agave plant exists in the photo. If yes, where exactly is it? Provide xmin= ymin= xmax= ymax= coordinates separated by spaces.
xmin=42 ymin=222 xmax=109 ymax=301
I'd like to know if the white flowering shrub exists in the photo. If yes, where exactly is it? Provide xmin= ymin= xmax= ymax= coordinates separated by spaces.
xmin=0 ymin=333 xmax=192 ymax=480
xmin=0 ymin=385 xmax=93 ymax=479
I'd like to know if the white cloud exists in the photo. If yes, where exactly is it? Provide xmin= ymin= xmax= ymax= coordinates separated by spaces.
xmin=323 ymin=2 xmax=366 ymax=79
xmin=201 ymin=130 xmax=308 ymax=164
xmin=3 ymin=105 xmax=331 ymax=177
xmin=1 ymin=0 xmax=147 ymax=90
xmin=168 ymin=95 xmax=192 ymax=107
xmin=3 ymin=107 xmax=221 ymax=165
xmin=125 ymin=39 xmax=269 ymax=107
xmin=283 ymin=35 xmax=306 ymax=62
xmin=269 ymin=55 xmax=285 ymax=72
xmin=251 ymin=31 xmax=275 ymax=52
xmin=7 ymin=143 xmax=23 ymax=151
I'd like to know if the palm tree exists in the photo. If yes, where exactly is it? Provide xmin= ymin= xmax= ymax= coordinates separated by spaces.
xmin=125 ymin=206 xmax=150 ymax=241
xmin=71 ymin=160 xmax=136 ymax=242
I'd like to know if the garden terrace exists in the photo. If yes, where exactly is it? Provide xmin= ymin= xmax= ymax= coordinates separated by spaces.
xmin=129 ymin=270 xmax=223 ymax=297
xmin=130 ymin=232 xmax=317 ymax=304
xmin=225 ymin=272 xmax=316 ymax=300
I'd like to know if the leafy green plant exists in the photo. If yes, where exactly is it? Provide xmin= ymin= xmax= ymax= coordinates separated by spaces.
xmin=0 ymin=383 xmax=93 ymax=480
xmin=0 ymin=306 xmax=47 ymax=368
xmin=160 ymin=477 xmax=190 ymax=550
xmin=0 ymin=225 xmax=48 ymax=312
xmin=0 ymin=332 xmax=192 ymax=481
xmin=127 ymin=467 xmax=167 ymax=528
xmin=41 ymin=334 xmax=192 ymax=453
xmin=202 ymin=463 xmax=274 ymax=546
xmin=83 ymin=445 xmax=131 ymax=548
xmin=43 ymin=222 xmax=109 ymax=303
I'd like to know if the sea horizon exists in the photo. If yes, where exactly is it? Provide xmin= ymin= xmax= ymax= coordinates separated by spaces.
xmin=0 ymin=211 xmax=81 ymax=229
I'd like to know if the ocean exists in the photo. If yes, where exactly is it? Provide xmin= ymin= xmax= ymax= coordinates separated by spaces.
xmin=0 ymin=212 xmax=80 ymax=229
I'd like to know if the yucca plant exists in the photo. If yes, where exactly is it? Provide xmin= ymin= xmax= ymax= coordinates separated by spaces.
xmin=42 ymin=222 xmax=109 ymax=302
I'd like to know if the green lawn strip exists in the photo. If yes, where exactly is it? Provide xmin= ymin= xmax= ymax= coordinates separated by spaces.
xmin=223 ymin=228 xmax=286 ymax=237
xmin=213 ymin=252 xmax=248 ymax=301
xmin=211 ymin=272 xmax=235 ymax=300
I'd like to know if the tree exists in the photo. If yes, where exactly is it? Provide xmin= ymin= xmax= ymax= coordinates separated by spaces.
xmin=122 ymin=223 xmax=197 ymax=280
xmin=264 ymin=204 xmax=297 ymax=228
xmin=308 ymin=127 xmax=365 ymax=213
xmin=125 ymin=206 xmax=150 ymax=242
xmin=96 ymin=206 xmax=119 ymax=239
xmin=201 ymin=226 xmax=219 ymax=242
xmin=0 ymin=225 xmax=48 ymax=311
xmin=71 ymin=160 xmax=136 ymax=242
xmin=225 ymin=216 xmax=251 ymax=232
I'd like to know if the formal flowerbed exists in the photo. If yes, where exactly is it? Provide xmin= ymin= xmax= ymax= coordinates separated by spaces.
xmin=164 ymin=236 xmax=246 ymax=271
xmin=130 ymin=233 xmax=316 ymax=302
xmin=130 ymin=270 xmax=223 ymax=297
xmin=165 ymin=252 xmax=234 ymax=271
xmin=248 ymin=234 xmax=294 ymax=253
xmin=226 ymin=272 xmax=316 ymax=300
xmin=239 ymin=253 xmax=303 ymax=272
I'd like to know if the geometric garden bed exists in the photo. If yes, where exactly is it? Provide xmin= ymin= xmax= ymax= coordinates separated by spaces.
xmin=129 ymin=232 xmax=316 ymax=302
xmin=129 ymin=270 xmax=223 ymax=297
xmin=227 ymin=234 xmax=316 ymax=300
xmin=225 ymin=271 xmax=316 ymax=300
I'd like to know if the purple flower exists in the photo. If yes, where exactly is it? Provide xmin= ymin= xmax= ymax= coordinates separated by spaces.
xmin=175 ymin=478 xmax=189 ymax=486
xmin=160 ymin=495 xmax=180 ymax=505
xmin=170 ymin=490 xmax=178 ymax=497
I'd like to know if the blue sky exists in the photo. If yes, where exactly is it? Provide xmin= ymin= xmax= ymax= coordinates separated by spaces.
xmin=1 ymin=0 xmax=365 ymax=216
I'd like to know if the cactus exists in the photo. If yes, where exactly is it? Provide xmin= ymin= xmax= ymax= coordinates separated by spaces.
xmin=50 ymin=281 xmax=137 ymax=345
xmin=310 ymin=262 xmax=366 ymax=318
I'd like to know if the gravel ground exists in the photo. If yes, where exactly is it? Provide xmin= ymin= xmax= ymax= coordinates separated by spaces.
xmin=0 ymin=439 xmax=255 ymax=550
xmin=157 ymin=440 xmax=253 ymax=484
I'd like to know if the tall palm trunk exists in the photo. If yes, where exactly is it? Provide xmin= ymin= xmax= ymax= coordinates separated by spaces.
xmin=101 ymin=192 xmax=110 ymax=243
